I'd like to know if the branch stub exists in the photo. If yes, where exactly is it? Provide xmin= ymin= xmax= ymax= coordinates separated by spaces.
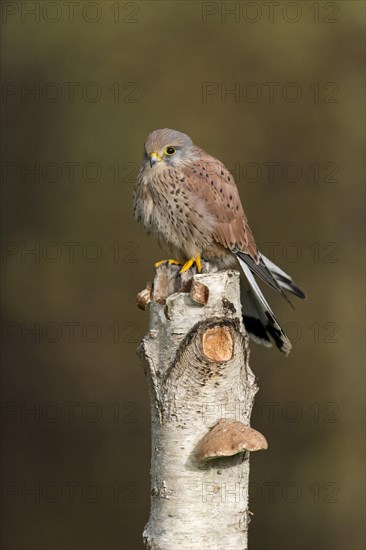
xmin=202 ymin=325 xmax=234 ymax=362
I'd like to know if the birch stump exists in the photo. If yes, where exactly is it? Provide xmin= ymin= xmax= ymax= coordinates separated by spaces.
xmin=137 ymin=264 xmax=267 ymax=550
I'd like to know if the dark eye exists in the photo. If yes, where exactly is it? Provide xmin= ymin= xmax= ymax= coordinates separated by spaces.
xmin=165 ymin=147 xmax=176 ymax=155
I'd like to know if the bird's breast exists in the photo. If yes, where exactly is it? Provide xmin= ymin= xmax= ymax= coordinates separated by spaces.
xmin=136 ymin=168 xmax=215 ymax=258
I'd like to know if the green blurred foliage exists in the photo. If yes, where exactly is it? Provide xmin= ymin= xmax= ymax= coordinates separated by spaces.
xmin=1 ymin=1 xmax=364 ymax=549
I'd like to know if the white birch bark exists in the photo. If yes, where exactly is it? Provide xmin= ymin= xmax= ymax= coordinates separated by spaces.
xmin=137 ymin=266 xmax=267 ymax=550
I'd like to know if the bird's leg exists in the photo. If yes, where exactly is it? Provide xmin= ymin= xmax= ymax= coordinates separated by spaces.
xmin=155 ymin=259 xmax=182 ymax=268
xmin=180 ymin=256 xmax=202 ymax=274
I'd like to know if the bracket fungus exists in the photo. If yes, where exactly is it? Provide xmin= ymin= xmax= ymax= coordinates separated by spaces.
xmin=195 ymin=419 xmax=268 ymax=461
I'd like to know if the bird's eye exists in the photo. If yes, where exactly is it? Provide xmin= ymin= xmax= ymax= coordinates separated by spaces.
xmin=165 ymin=147 xmax=176 ymax=155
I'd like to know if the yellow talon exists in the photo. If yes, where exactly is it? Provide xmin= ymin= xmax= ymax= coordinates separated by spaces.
xmin=155 ymin=259 xmax=181 ymax=268
xmin=180 ymin=256 xmax=202 ymax=274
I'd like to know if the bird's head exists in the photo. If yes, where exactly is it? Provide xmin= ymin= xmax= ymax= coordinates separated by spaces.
xmin=143 ymin=128 xmax=198 ymax=169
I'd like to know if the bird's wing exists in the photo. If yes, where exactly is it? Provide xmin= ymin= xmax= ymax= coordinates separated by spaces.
xmin=182 ymin=149 xmax=259 ymax=260
xmin=182 ymin=149 xmax=299 ymax=303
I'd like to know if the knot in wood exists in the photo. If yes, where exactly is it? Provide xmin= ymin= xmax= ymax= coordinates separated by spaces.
xmin=202 ymin=325 xmax=233 ymax=362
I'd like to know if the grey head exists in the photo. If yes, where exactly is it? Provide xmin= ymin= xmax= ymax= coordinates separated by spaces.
xmin=142 ymin=128 xmax=198 ymax=169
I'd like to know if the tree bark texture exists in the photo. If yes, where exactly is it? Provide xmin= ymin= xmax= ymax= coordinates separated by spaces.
xmin=137 ymin=265 xmax=266 ymax=550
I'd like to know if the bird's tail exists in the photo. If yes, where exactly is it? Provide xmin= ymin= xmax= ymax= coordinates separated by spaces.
xmin=236 ymin=253 xmax=305 ymax=355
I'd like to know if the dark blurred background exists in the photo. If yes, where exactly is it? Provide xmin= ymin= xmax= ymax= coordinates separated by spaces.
xmin=1 ymin=1 xmax=364 ymax=549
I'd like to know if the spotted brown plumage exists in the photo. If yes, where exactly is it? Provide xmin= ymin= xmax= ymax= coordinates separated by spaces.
xmin=133 ymin=129 xmax=305 ymax=354
xmin=183 ymin=149 xmax=258 ymax=260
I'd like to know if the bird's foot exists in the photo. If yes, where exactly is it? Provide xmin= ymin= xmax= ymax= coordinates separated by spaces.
xmin=180 ymin=256 xmax=202 ymax=274
xmin=155 ymin=259 xmax=182 ymax=269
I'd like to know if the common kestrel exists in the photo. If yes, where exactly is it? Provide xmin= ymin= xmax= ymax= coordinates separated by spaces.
xmin=133 ymin=128 xmax=305 ymax=355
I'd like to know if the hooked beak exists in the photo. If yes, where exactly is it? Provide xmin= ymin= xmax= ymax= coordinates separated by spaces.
xmin=149 ymin=152 xmax=161 ymax=167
